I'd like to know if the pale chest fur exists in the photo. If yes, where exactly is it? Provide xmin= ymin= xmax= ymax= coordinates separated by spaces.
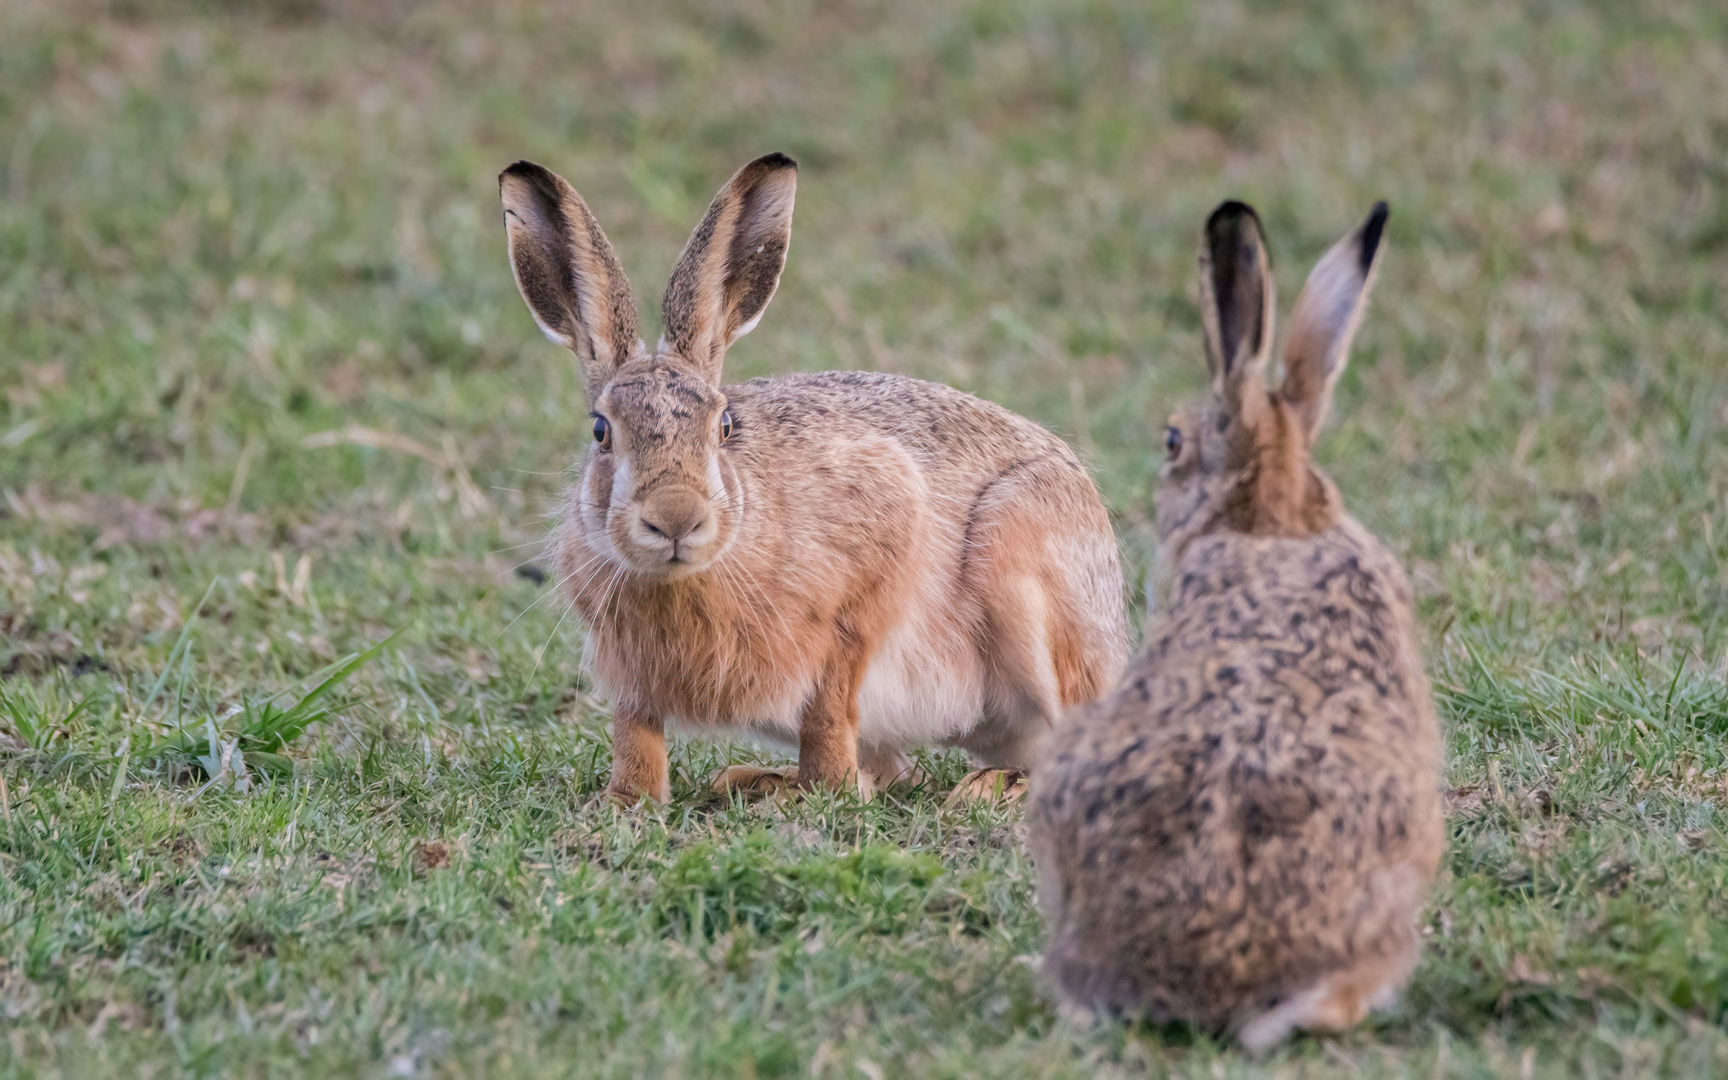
xmin=554 ymin=481 xmax=990 ymax=748
xmin=560 ymin=538 xmax=826 ymax=734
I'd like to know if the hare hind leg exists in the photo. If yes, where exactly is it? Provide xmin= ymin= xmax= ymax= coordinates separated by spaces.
xmin=936 ymin=568 xmax=1052 ymax=805
xmin=959 ymin=457 xmax=1129 ymax=774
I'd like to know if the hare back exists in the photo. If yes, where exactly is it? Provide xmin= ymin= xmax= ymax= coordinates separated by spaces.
xmin=562 ymin=370 xmax=1124 ymax=749
xmin=734 ymin=370 xmax=1083 ymax=477
xmin=1029 ymin=521 xmax=1442 ymax=1023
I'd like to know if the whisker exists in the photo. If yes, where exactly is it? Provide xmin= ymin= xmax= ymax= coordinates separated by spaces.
xmin=496 ymin=554 xmax=601 ymax=639
xmin=727 ymin=556 xmax=796 ymax=663
xmin=531 ymin=599 xmax=575 ymax=682
xmin=488 ymin=538 xmax=553 ymax=556
xmin=567 ymin=550 xmax=620 ymax=614
xmin=595 ymin=562 xmax=627 ymax=635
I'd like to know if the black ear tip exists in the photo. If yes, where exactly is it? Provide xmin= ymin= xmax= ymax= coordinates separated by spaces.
xmin=1205 ymin=201 xmax=1267 ymax=265
xmin=500 ymin=159 xmax=545 ymax=182
xmin=754 ymin=151 xmax=798 ymax=172
xmin=499 ymin=160 xmax=569 ymax=211
xmin=1359 ymin=201 xmax=1390 ymax=272
xmin=1207 ymin=199 xmax=1261 ymax=232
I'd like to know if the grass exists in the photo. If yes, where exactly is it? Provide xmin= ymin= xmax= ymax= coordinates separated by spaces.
xmin=3 ymin=0 xmax=1728 ymax=1074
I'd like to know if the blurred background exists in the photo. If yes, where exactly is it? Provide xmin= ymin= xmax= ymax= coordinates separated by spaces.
xmin=4 ymin=0 xmax=1727 ymax=633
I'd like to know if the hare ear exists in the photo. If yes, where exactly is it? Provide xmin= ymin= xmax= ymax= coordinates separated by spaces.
xmin=500 ymin=161 xmax=640 ymax=403
xmin=1198 ymin=201 xmax=1276 ymax=426
xmin=661 ymin=152 xmax=797 ymax=384
xmin=1279 ymin=202 xmax=1388 ymax=440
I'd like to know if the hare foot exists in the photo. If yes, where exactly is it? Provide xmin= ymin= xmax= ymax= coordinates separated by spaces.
xmin=591 ymin=788 xmax=651 ymax=811
xmin=945 ymin=767 xmax=1029 ymax=806
xmin=710 ymin=765 xmax=799 ymax=798
xmin=1235 ymin=950 xmax=1410 ymax=1053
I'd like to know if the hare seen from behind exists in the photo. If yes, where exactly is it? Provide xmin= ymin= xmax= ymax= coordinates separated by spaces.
xmin=1028 ymin=200 xmax=1443 ymax=1050
xmin=500 ymin=153 xmax=1129 ymax=804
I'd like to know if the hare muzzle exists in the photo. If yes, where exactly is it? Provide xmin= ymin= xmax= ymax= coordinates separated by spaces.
xmin=630 ymin=486 xmax=718 ymax=566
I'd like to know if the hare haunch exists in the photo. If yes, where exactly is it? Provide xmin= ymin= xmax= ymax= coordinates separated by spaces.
xmin=1029 ymin=201 xmax=1444 ymax=1050
xmin=500 ymin=153 xmax=1129 ymax=803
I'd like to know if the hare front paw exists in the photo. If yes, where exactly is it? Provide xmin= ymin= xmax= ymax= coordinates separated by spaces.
xmin=945 ymin=767 xmax=1029 ymax=806
xmin=710 ymin=765 xmax=799 ymax=797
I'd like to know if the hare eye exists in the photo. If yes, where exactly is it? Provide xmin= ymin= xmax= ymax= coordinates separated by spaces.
xmin=592 ymin=415 xmax=611 ymax=449
xmin=1164 ymin=425 xmax=1184 ymax=459
xmin=719 ymin=409 xmax=734 ymax=443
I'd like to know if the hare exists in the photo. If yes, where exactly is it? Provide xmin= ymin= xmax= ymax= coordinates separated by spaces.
xmin=499 ymin=152 xmax=1129 ymax=804
xmin=1028 ymin=200 xmax=1443 ymax=1050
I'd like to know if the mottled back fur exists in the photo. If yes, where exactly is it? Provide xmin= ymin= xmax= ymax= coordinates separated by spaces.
xmin=501 ymin=154 xmax=1129 ymax=803
xmin=1029 ymin=201 xmax=1443 ymax=1050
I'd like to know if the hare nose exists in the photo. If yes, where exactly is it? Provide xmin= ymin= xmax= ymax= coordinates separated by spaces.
xmin=638 ymin=489 xmax=709 ymax=543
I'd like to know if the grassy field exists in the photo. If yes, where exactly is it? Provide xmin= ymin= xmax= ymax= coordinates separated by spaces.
xmin=3 ymin=0 xmax=1728 ymax=1075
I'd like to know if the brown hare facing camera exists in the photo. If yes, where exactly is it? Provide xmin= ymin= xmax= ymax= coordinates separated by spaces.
xmin=500 ymin=153 xmax=1130 ymax=804
xmin=1028 ymin=200 xmax=1444 ymax=1050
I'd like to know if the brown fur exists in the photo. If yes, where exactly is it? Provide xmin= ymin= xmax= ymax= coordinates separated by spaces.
xmin=1028 ymin=200 xmax=1443 ymax=1049
xmin=500 ymin=154 xmax=1130 ymax=803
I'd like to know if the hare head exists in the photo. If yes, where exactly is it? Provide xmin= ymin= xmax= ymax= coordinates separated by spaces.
xmin=1152 ymin=200 xmax=1388 ymax=605
xmin=499 ymin=153 xmax=797 ymax=579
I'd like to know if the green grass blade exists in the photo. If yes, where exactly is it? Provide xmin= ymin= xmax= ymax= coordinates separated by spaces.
xmin=242 ymin=623 xmax=411 ymax=749
xmin=137 ymin=578 xmax=218 ymax=717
